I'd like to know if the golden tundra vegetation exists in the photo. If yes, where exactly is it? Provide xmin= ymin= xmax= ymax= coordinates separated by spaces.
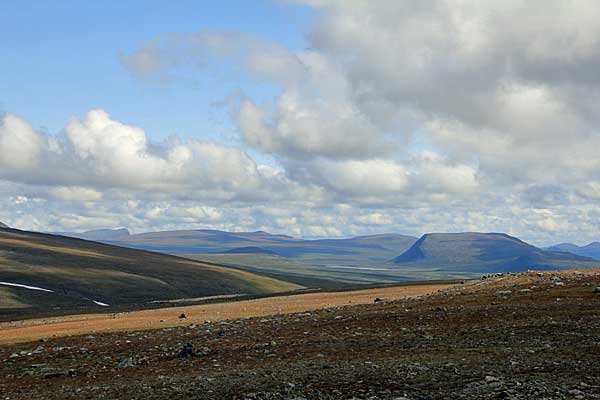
xmin=0 ymin=228 xmax=302 ymax=312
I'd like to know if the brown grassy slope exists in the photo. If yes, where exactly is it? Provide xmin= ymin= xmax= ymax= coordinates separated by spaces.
xmin=0 ymin=228 xmax=301 ymax=311
xmin=0 ymin=282 xmax=455 ymax=344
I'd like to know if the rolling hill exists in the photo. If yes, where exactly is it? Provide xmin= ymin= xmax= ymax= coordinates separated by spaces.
xmin=51 ymin=228 xmax=130 ymax=241
xmin=107 ymin=229 xmax=418 ymax=265
xmin=546 ymin=242 xmax=600 ymax=260
xmin=0 ymin=228 xmax=302 ymax=313
xmin=392 ymin=232 xmax=600 ymax=273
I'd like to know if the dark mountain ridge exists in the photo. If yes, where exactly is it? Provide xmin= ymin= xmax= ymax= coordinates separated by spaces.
xmin=392 ymin=232 xmax=600 ymax=273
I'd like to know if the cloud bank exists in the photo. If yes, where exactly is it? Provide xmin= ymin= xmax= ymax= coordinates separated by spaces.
xmin=3 ymin=0 xmax=600 ymax=245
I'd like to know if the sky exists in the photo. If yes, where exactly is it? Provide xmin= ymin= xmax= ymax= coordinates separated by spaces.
xmin=2 ymin=0 xmax=600 ymax=246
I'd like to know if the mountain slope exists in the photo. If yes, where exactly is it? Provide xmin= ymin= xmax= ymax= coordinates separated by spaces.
xmin=0 ymin=229 xmax=301 ymax=312
xmin=52 ymin=228 xmax=130 ymax=241
xmin=0 ymin=222 xmax=8 ymax=229
xmin=546 ymin=242 xmax=600 ymax=260
xmin=392 ymin=232 xmax=600 ymax=272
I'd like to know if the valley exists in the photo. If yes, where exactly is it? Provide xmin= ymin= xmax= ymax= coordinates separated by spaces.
xmin=104 ymin=229 xmax=600 ymax=284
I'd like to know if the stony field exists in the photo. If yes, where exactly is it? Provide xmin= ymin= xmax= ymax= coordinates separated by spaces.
xmin=1 ymin=270 xmax=599 ymax=399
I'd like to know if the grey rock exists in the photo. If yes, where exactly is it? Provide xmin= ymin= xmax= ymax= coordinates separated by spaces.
xmin=116 ymin=357 xmax=135 ymax=368
xmin=44 ymin=369 xmax=76 ymax=379
xmin=178 ymin=343 xmax=194 ymax=358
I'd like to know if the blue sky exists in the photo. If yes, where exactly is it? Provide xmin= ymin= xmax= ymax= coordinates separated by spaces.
xmin=1 ymin=1 xmax=600 ymax=245
xmin=0 ymin=0 xmax=312 ymax=141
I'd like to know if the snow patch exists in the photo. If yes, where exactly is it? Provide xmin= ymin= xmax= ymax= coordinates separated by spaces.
xmin=0 ymin=281 xmax=54 ymax=292
xmin=92 ymin=300 xmax=110 ymax=307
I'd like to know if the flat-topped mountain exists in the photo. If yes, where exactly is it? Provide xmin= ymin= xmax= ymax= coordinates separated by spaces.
xmin=546 ymin=242 xmax=600 ymax=260
xmin=392 ymin=232 xmax=600 ymax=273
xmin=0 ymin=228 xmax=300 ymax=312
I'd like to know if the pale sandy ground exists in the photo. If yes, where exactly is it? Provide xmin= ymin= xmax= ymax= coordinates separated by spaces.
xmin=0 ymin=283 xmax=455 ymax=345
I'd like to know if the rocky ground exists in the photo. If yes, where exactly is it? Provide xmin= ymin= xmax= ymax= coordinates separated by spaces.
xmin=1 ymin=270 xmax=599 ymax=399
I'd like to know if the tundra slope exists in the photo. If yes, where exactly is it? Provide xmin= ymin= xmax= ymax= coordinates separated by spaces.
xmin=0 ymin=228 xmax=301 ymax=313
xmin=1 ymin=269 xmax=599 ymax=399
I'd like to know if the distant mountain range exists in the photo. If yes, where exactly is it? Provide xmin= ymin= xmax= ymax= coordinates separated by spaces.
xmin=8 ymin=223 xmax=596 ymax=315
xmin=51 ymin=228 xmax=130 ymax=241
xmin=546 ymin=242 xmax=600 ymax=260
xmin=393 ymin=232 xmax=599 ymax=273
xmin=22 ymin=227 xmax=600 ymax=284
xmin=93 ymin=228 xmax=600 ymax=276
xmin=0 ymin=222 xmax=8 ymax=229
xmin=107 ymin=229 xmax=418 ymax=266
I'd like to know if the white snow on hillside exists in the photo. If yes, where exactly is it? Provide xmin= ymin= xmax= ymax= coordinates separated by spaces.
xmin=0 ymin=281 xmax=54 ymax=292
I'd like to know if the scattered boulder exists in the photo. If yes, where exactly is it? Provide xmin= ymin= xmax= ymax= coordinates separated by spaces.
xmin=44 ymin=370 xmax=76 ymax=379
xmin=116 ymin=357 xmax=135 ymax=369
xmin=496 ymin=290 xmax=512 ymax=297
xmin=178 ymin=313 xmax=187 ymax=319
xmin=594 ymin=287 xmax=600 ymax=294
xmin=374 ymin=298 xmax=383 ymax=303
xmin=178 ymin=343 xmax=195 ymax=358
